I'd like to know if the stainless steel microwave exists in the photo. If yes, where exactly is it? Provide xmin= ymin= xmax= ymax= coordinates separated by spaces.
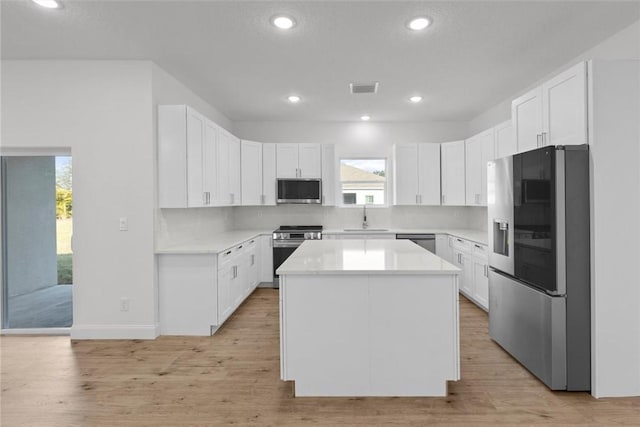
xmin=276 ymin=179 xmax=322 ymax=204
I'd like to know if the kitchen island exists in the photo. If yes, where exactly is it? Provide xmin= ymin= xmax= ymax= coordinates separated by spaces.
xmin=277 ymin=239 xmax=460 ymax=397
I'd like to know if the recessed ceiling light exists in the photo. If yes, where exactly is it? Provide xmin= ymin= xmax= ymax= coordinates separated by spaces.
xmin=360 ymin=115 xmax=371 ymax=121
xmin=32 ymin=0 xmax=61 ymax=8
xmin=409 ymin=96 xmax=423 ymax=103
xmin=287 ymin=95 xmax=301 ymax=103
xmin=407 ymin=17 xmax=431 ymax=31
xmin=271 ymin=15 xmax=296 ymax=30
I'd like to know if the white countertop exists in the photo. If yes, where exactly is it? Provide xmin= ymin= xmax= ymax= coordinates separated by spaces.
xmin=322 ymin=228 xmax=488 ymax=245
xmin=155 ymin=229 xmax=272 ymax=254
xmin=276 ymin=239 xmax=460 ymax=275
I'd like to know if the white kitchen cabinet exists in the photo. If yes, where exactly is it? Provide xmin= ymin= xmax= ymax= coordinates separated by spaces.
xmin=321 ymin=144 xmax=336 ymax=206
xmin=276 ymin=144 xmax=299 ymax=178
xmin=299 ymin=144 xmax=322 ymax=178
xmin=393 ymin=143 xmax=441 ymax=206
xmin=512 ymin=87 xmax=543 ymax=153
xmin=471 ymin=243 xmax=489 ymax=310
xmin=229 ymin=134 xmax=242 ymax=206
xmin=217 ymin=248 xmax=235 ymax=325
xmin=435 ymin=234 xmax=453 ymax=264
xmin=159 ymin=235 xmax=266 ymax=336
xmin=158 ymin=105 xmax=217 ymax=208
xmin=494 ymin=120 xmax=515 ymax=159
xmin=259 ymin=234 xmax=273 ymax=284
xmin=158 ymin=254 xmax=218 ymax=336
xmin=465 ymin=129 xmax=494 ymax=206
xmin=452 ymin=238 xmax=473 ymax=297
xmin=276 ymin=143 xmax=321 ymax=178
xmin=216 ymin=129 xmax=242 ymax=206
xmin=263 ymin=143 xmax=277 ymax=205
xmin=245 ymin=238 xmax=259 ymax=293
xmin=241 ymin=140 xmax=263 ymax=206
xmin=541 ymin=61 xmax=587 ymax=147
xmin=512 ymin=61 xmax=588 ymax=153
xmin=450 ymin=236 xmax=489 ymax=311
xmin=440 ymin=140 xmax=466 ymax=206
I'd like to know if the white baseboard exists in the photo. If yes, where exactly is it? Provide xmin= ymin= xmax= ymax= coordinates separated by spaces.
xmin=71 ymin=323 xmax=159 ymax=340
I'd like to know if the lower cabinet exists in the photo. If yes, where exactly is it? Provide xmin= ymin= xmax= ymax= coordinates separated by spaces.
xmin=159 ymin=235 xmax=267 ymax=336
xmin=435 ymin=234 xmax=453 ymax=264
xmin=258 ymin=234 xmax=274 ymax=284
xmin=450 ymin=237 xmax=489 ymax=311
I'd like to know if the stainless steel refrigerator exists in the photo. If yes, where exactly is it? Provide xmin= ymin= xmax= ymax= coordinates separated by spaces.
xmin=487 ymin=144 xmax=590 ymax=391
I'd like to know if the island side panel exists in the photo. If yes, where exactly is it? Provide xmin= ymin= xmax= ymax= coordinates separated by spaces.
xmin=281 ymin=274 xmax=371 ymax=396
xmin=368 ymin=274 xmax=459 ymax=396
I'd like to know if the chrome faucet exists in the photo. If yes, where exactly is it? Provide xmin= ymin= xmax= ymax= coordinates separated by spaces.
xmin=362 ymin=204 xmax=368 ymax=229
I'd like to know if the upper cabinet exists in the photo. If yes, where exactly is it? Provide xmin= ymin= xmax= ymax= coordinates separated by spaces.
xmin=441 ymin=140 xmax=466 ymax=206
xmin=512 ymin=87 xmax=543 ymax=153
xmin=465 ymin=129 xmax=495 ymax=206
xmin=541 ymin=61 xmax=587 ymax=147
xmin=158 ymin=105 xmax=220 ymax=208
xmin=158 ymin=105 xmax=241 ymax=208
xmin=321 ymin=144 xmax=336 ymax=206
xmin=512 ymin=61 xmax=587 ymax=153
xmin=494 ymin=120 xmax=515 ymax=159
xmin=241 ymin=140 xmax=263 ymax=206
xmin=276 ymin=143 xmax=321 ymax=178
xmin=262 ymin=143 xmax=277 ymax=205
xmin=217 ymin=128 xmax=241 ymax=206
xmin=393 ymin=143 xmax=441 ymax=206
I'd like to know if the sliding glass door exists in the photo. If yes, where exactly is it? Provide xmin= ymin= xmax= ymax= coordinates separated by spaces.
xmin=1 ymin=155 xmax=73 ymax=329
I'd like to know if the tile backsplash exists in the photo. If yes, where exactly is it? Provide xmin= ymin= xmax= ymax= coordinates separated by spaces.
xmin=156 ymin=205 xmax=487 ymax=246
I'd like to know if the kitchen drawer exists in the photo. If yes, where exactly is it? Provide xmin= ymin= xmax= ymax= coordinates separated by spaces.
xmin=218 ymin=247 xmax=236 ymax=270
xmin=452 ymin=237 xmax=471 ymax=252
xmin=472 ymin=242 xmax=488 ymax=259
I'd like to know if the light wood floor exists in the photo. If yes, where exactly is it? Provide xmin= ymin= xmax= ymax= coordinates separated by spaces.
xmin=1 ymin=289 xmax=639 ymax=426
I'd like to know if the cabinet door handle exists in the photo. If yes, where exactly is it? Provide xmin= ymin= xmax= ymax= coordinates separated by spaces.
xmin=419 ymin=195 xmax=422 ymax=204
xmin=261 ymin=194 xmax=265 ymax=205
xmin=537 ymin=134 xmax=542 ymax=148
xmin=542 ymin=132 xmax=547 ymax=146
xmin=203 ymin=192 xmax=207 ymax=205
xmin=485 ymin=265 xmax=488 ymax=277
xmin=416 ymin=194 xmax=419 ymax=204
xmin=251 ymin=254 xmax=255 ymax=266
xmin=442 ymin=194 xmax=445 ymax=205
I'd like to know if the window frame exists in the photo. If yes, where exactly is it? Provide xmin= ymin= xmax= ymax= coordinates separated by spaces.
xmin=338 ymin=157 xmax=388 ymax=208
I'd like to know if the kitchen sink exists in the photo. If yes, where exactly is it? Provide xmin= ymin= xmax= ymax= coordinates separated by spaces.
xmin=343 ymin=228 xmax=389 ymax=232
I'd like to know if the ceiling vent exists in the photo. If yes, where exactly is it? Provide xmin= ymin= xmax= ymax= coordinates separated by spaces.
xmin=350 ymin=82 xmax=379 ymax=94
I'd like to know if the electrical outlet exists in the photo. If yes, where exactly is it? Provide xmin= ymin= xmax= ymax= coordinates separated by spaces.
xmin=119 ymin=217 xmax=128 ymax=231
xmin=120 ymin=297 xmax=130 ymax=312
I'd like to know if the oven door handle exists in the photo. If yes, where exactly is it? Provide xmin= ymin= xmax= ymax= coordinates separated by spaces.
xmin=273 ymin=240 xmax=304 ymax=248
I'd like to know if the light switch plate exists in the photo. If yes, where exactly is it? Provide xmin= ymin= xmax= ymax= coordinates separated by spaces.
xmin=119 ymin=217 xmax=128 ymax=231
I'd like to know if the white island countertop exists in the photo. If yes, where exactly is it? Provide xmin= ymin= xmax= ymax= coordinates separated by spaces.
xmin=276 ymin=239 xmax=459 ymax=275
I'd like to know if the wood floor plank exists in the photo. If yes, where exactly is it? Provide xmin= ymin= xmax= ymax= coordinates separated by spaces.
xmin=1 ymin=289 xmax=639 ymax=426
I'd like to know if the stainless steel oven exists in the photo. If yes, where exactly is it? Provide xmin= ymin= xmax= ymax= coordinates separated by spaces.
xmin=272 ymin=225 xmax=322 ymax=288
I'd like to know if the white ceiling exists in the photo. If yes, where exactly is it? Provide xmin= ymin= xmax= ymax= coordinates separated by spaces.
xmin=2 ymin=1 xmax=639 ymax=122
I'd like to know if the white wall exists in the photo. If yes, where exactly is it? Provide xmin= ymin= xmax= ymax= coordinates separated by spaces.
xmin=2 ymin=60 xmax=157 ymax=338
xmin=589 ymin=60 xmax=640 ymax=398
xmin=468 ymin=20 xmax=640 ymax=134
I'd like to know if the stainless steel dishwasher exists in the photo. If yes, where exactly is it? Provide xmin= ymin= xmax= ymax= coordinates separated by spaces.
xmin=396 ymin=234 xmax=436 ymax=254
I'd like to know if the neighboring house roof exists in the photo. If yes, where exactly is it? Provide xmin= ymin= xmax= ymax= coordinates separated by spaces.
xmin=340 ymin=164 xmax=385 ymax=182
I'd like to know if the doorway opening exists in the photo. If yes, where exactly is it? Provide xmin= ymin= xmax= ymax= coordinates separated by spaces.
xmin=1 ymin=155 xmax=73 ymax=330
